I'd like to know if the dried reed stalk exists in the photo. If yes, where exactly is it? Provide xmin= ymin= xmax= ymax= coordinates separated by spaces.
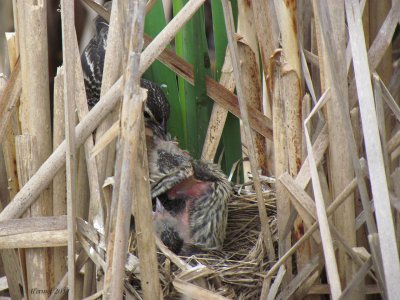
xmin=173 ymin=278 xmax=230 ymax=300
xmin=92 ymin=11 xmax=125 ymax=283
xmin=0 ymin=113 xmax=24 ymax=299
xmin=251 ymin=0 xmax=278 ymax=75
xmin=52 ymin=67 xmax=67 ymax=287
xmin=16 ymin=1 xmax=53 ymax=298
xmin=94 ymin=0 xmax=123 ymax=236
xmin=318 ymin=2 xmax=358 ymax=295
xmin=75 ymin=149 xmax=90 ymax=222
xmin=69 ymin=31 xmax=105 ymax=296
xmin=1 ymin=34 xmax=20 ymax=205
xmin=274 ymin=1 xmax=308 ymax=280
xmin=266 ymin=265 xmax=285 ymax=300
xmin=91 ymin=122 xmax=119 ymax=158
xmin=221 ymin=0 xmax=275 ymax=261
xmin=95 ymin=0 xmax=123 ymax=186
xmin=368 ymin=233 xmax=387 ymax=298
xmin=309 ymin=284 xmax=380 ymax=296
xmin=16 ymin=0 xmax=52 ymax=213
xmin=0 ymin=79 xmax=20 ymax=213
xmin=72 ymin=36 xmax=104 ymax=228
xmin=139 ymin=0 xmax=204 ymax=73
xmin=201 ymin=49 xmax=234 ymax=161
xmin=0 ymin=59 xmax=21 ymax=142
xmin=5 ymin=33 xmax=27 ymax=300
xmin=0 ymin=80 xmax=8 ymax=203
xmin=0 ymin=216 xmax=67 ymax=249
xmin=60 ymin=0 xmax=77 ymax=297
xmin=238 ymin=40 xmax=267 ymax=173
xmin=279 ymin=173 xmax=321 ymax=244
xmin=269 ymin=50 xmax=291 ymax=276
xmin=251 ymin=0 xmax=278 ymax=178
xmin=272 ymin=1 xmax=302 ymax=171
xmin=305 ymin=105 xmax=341 ymax=298
xmin=369 ymin=0 xmax=392 ymax=85
xmin=236 ymin=0 xmax=265 ymax=176
xmin=16 ymin=135 xmax=49 ymax=300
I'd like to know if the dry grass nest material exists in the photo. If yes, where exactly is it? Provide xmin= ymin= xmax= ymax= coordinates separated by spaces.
xmin=127 ymin=177 xmax=278 ymax=299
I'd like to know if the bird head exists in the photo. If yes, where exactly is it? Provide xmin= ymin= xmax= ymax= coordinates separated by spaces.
xmin=153 ymin=198 xmax=185 ymax=254
xmin=148 ymin=138 xmax=194 ymax=198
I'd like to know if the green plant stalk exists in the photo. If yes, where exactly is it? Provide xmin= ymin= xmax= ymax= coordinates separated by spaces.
xmin=211 ymin=0 xmax=242 ymax=176
xmin=211 ymin=0 xmax=227 ymax=80
xmin=173 ymin=0 xmax=211 ymax=158
xmin=173 ymin=0 xmax=188 ymax=147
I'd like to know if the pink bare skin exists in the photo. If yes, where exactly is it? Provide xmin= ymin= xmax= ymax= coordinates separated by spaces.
xmin=167 ymin=176 xmax=213 ymax=200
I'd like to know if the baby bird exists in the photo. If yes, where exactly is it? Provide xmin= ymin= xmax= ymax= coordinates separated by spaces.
xmin=149 ymin=138 xmax=232 ymax=250
xmin=153 ymin=199 xmax=185 ymax=254
xmin=148 ymin=136 xmax=194 ymax=198
xmin=162 ymin=160 xmax=232 ymax=249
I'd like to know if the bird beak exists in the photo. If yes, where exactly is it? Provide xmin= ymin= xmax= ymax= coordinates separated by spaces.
xmin=155 ymin=198 xmax=166 ymax=214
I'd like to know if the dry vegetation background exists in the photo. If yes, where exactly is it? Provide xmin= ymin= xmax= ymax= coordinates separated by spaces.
xmin=1 ymin=0 xmax=400 ymax=299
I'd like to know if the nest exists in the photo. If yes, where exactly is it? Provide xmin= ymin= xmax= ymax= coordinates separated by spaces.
xmin=127 ymin=179 xmax=278 ymax=299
